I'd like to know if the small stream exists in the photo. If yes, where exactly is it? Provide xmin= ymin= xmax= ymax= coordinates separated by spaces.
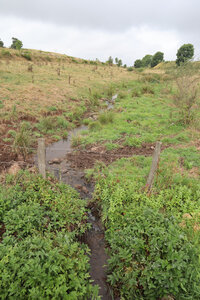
xmin=37 ymin=95 xmax=118 ymax=299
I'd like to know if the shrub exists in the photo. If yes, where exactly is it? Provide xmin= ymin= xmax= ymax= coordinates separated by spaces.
xmin=10 ymin=37 xmax=23 ymax=50
xmin=141 ymin=54 xmax=152 ymax=67
xmin=176 ymin=44 xmax=194 ymax=66
xmin=127 ymin=67 xmax=134 ymax=72
xmin=134 ymin=59 xmax=142 ymax=68
xmin=151 ymin=51 xmax=164 ymax=67
xmin=0 ymin=39 xmax=4 ymax=47
xmin=107 ymin=56 xmax=113 ymax=65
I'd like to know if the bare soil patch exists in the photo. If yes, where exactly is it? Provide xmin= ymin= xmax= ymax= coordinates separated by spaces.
xmin=67 ymin=143 xmax=168 ymax=169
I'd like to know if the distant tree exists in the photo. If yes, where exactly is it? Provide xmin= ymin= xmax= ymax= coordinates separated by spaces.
xmin=115 ymin=57 xmax=119 ymax=64
xmin=176 ymin=44 xmax=194 ymax=66
xmin=0 ymin=39 xmax=4 ymax=47
xmin=151 ymin=51 xmax=164 ymax=67
xmin=107 ymin=56 xmax=113 ymax=65
xmin=123 ymin=64 xmax=127 ymax=68
xmin=117 ymin=59 xmax=122 ymax=67
xmin=134 ymin=59 xmax=143 ymax=68
xmin=10 ymin=37 xmax=23 ymax=50
xmin=142 ymin=54 xmax=152 ymax=67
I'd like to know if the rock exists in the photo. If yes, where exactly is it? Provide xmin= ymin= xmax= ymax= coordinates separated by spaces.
xmin=48 ymin=158 xmax=62 ymax=164
xmin=150 ymin=146 xmax=155 ymax=150
xmin=62 ymin=169 xmax=68 ymax=174
xmin=8 ymin=162 xmax=21 ymax=176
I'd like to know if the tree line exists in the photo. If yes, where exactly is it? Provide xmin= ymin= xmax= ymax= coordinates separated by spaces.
xmin=0 ymin=37 xmax=23 ymax=50
xmin=134 ymin=43 xmax=194 ymax=68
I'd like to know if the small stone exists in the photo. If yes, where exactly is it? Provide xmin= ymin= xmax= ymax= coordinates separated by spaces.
xmin=150 ymin=146 xmax=155 ymax=150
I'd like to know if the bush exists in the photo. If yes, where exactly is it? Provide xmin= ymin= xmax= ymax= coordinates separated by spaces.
xmin=0 ymin=39 xmax=4 ymax=47
xmin=141 ymin=54 xmax=152 ymax=67
xmin=127 ymin=67 xmax=134 ymax=72
xmin=10 ymin=37 xmax=23 ymax=50
xmin=176 ymin=44 xmax=194 ymax=66
xmin=134 ymin=59 xmax=142 ymax=68
xmin=151 ymin=51 xmax=164 ymax=67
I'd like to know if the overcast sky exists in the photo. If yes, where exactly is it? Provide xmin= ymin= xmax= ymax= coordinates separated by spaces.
xmin=0 ymin=0 xmax=199 ymax=65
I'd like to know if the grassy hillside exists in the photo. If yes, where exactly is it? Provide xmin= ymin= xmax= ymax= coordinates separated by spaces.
xmin=1 ymin=47 xmax=200 ymax=299
xmin=0 ymin=47 xmax=137 ymax=169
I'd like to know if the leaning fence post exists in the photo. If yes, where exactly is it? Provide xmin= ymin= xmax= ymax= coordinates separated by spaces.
xmin=146 ymin=141 xmax=162 ymax=192
xmin=37 ymin=138 xmax=46 ymax=179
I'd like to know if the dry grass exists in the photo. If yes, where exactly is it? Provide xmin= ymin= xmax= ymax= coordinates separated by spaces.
xmin=0 ymin=48 xmax=137 ymax=119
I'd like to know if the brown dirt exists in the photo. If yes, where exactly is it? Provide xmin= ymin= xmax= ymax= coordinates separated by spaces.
xmin=67 ymin=142 xmax=167 ymax=169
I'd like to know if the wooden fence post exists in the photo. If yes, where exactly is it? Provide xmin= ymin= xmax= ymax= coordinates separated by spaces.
xmin=37 ymin=138 xmax=46 ymax=179
xmin=146 ymin=141 xmax=162 ymax=192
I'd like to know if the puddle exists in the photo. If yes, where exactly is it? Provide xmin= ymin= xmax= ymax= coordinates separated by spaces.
xmin=45 ymin=125 xmax=88 ymax=161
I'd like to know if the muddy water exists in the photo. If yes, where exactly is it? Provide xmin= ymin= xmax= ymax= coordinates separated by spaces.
xmin=44 ymin=125 xmax=113 ymax=299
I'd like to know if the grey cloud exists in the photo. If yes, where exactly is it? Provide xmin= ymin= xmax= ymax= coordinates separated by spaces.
xmin=1 ymin=0 xmax=200 ymax=33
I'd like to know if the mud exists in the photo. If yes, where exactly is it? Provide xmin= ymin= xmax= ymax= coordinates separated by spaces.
xmin=67 ymin=143 xmax=159 ymax=169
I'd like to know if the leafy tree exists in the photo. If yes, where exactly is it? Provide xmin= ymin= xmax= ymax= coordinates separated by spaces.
xmin=10 ymin=37 xmax=23 ymax=50
xmin=176 ymin=43 xmax=194 ymax=66
xmin=115 ymin=57 xmax=118 ymax=64
xmin=117 ymin=59 xmax=122 ymax=67
xmin=123 ymin=64 xmax=127 ymax=68
xmin=151 ymin=51 xmax=164 ymax=67
xmin=0 ymin=39 xmax=4 ymax=47
xmin=134 ymin=59 xmax=143 ymax=68
xmin=142 ymin=54 xmax=152 ymax=67
xmin=107 ymin=56 xmax=113 ymax=65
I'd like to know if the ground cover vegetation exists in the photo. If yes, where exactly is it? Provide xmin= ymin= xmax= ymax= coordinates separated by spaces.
xmin=0 ymin=171 xmax=99 ymax=299
xmin=1 ymin=46 xmax=200 ymax=299
xmin=72 ymin=63 xmax=200 ymax=298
